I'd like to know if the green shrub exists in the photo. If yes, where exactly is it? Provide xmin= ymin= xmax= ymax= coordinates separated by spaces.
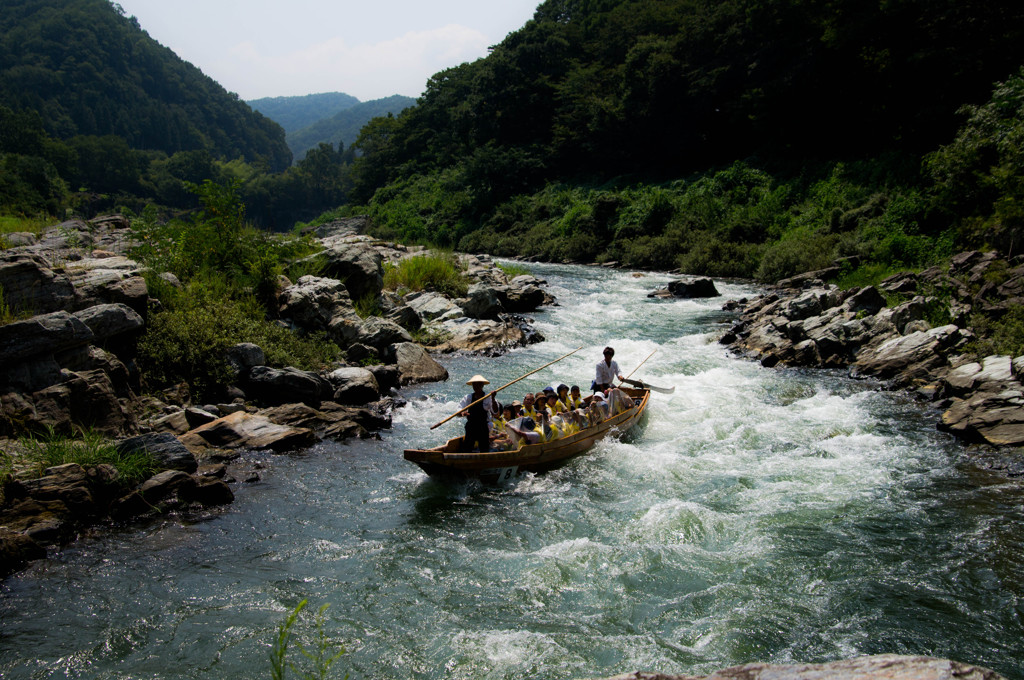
xmin=138 ymin=285 xmax=343 ymax=401
xmin=755 ymin=232 xmax=837 ymax=283
xmin=16 ymin=427 xmax=159 ymax=485
xmin=969 ymin=305 xmax=1024 ymax=358
xmin=383 ymin=253 xmax=468 ymax=297
xmin=497 ymin=261 xmax=532 ymax=278
xmin=353 ymin=292 xmax=383 ymax=318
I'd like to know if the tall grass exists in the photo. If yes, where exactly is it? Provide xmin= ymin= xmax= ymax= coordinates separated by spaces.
xmin=270 ymin=600 xmax=347 ymax=680
xmin=0 ymin=214 xmax=53 ymax=236
xmin=496 ymin=261 xmax=532 ymax=279
xmin=16 ymin=427 xmax=159 ymax=484
xmin=383 ymin=253 xmax=469 ymax=298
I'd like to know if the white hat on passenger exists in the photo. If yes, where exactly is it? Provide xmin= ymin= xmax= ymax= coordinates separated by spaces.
xmin=466 ymin=375 xmax=490 ymax=385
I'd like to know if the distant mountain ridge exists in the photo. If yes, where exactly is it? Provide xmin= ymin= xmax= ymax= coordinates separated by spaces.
xmin=286 ymin=95 xmax=416 ymax=162
xmin=0 ymin=0 xmax=291 ymax=171
xmin=247 ymin=92 xmax=361 ymax=134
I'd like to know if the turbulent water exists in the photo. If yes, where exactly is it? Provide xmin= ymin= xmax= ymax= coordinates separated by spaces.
xmin=2 ymin=263 xmax=1023 ymax=680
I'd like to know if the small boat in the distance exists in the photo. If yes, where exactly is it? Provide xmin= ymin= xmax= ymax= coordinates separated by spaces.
xmin=404 ymin=387 xmax=650 ymax=483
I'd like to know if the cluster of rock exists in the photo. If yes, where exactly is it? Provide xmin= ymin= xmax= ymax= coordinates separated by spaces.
xmin=594 ymin=654 xmax=1004 ymax=680
xmin=721 ymin=251 xmax=1024 ymax=459
xmin=1 ymin=214 xmax=553 ymax=576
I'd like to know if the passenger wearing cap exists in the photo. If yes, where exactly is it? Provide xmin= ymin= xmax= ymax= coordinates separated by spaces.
xmin=594 ymin=346 xmax=624 ymax=392
xmin=458 ymin=375 xmax=499 ymax=452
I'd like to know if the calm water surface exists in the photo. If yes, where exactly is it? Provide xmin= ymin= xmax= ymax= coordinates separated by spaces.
xmin=2 ymin=263 xmax=1022 ymax=679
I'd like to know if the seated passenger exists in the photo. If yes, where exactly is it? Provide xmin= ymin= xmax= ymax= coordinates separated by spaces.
xmin=555 ymin=384 xmax=572 ymax=413
xmin=521 ymin=393 xmax=541 ymax=419
xmin=606 ymin=387 xmax=633 ymax=415
xmin=569 ymin=385 xmax=585 ymax=410
xmin=588 ymin=392 xmax=610 ymax=422
xmin=507 ymin=417 xmax=541 ymax=448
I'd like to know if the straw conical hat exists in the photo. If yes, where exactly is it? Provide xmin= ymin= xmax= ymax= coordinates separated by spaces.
xmin=466 ymin=374 xmax=490 ymax=385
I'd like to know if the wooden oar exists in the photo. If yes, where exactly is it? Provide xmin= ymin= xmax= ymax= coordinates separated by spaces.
xmin=429 ymin=346 xmax=584 ymax=430
xmin=617 ymin=349 xmax=676 ymax=394
xmin=617 ymin=349 xmax=657 ymax=387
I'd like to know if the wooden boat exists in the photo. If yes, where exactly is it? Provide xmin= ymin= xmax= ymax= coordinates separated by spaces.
xmin=404 ymin=387 xmax=650 ymax=483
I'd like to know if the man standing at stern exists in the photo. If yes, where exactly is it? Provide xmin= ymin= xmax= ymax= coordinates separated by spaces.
xmin=594 ymin=346 xmax=624 ymax=392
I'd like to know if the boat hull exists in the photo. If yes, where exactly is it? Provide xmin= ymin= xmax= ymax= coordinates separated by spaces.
xmin=404 ymin=388 xmax=650 ymax=481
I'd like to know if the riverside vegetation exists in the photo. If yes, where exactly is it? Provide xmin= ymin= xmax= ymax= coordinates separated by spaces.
xmin=0 ymin=176 xmax=553 ymax=577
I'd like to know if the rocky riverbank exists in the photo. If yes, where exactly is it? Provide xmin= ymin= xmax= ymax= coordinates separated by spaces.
xmin=595 ymin=654 xmax=1003 ymax=680
xmin=0 ymin=215 xmax=551 ymax=577
xmin=718 ymin=250 xmax=1024 ymax=475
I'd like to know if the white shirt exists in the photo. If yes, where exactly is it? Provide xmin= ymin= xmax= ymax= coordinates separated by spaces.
xmin=595 ymin=359 xmax=621 ymax=386
xmin=459 ymin=393 xmax=497 ymax=424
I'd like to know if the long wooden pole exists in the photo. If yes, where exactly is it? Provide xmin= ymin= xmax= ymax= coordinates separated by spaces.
xmin=429 ymin=346 xmax=584 ymax=430
xmin=617 ymin=348 xmax=657 ymax=388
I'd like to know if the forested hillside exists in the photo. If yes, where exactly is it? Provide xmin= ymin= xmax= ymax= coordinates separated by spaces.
xmin=287 ymin=95 xmax=416 ymax=163
xmin=336 ymin=0 xmax=1024 ymax=281
xmin=248 ymin=92 xmax=361 ymax=134
xmin=0 ymin=0 xmax=359 ymax=228
xmin=0 ymin=0 xmax=291 ymax=171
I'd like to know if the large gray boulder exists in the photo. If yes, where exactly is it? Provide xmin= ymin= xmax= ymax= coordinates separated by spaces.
xmin=667 ymin=277 xmax=720 ymax=298
xmin=180 ymin=411 xmax=318 ymax=452
xmin=63 ymin=257 xmax=148 ymax=315
xmin=326 ymin=367 xmax=381 ymax=405
xmin=116 ymin=433 xmax=198 ymax=473
xmin=939 ymin=388 xmax=1024 ymax=446
xmin=72 ymin=303 xmax=144 ymax=341
xmin=391 ymin=342 xmax=449 ymax=384
xmin=317 ymin=241 xmax=384 ymax=301
xmin=353 ymin=317 xmax=412 ymax=351
xmin=852 ymin=324 xmax=963 ymax=382
xmin=0 ymin=251 xmax=75 ymax=314
xmin=279 ymin=275 xmax=356 ymax=332
xmin=404 ymin=291 xmax=463 ymax=321
xmin=460 ymin=282 xmax=503 ymax=319
xmin=0 ymin=311 xmax=93 ymax=366
xmin=245 ymin=366 xmax=328 ymax=406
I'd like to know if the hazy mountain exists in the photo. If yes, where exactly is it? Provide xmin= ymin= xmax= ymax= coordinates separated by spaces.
xmin=287 ymin=94 xmax=416 ymax=161
xmin=247 ymin=92 xmax=361 ymax=134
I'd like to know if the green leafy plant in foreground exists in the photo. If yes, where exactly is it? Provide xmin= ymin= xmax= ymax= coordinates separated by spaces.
xmin=270 ymin=600 xmax=347 ymax=680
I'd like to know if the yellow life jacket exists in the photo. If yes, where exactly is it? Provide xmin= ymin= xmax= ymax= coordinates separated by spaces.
xmin=569 ymin=395 xmax=584 ymax=409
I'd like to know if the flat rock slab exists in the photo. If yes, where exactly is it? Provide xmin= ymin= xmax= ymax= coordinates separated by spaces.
xmin=594 ymin=654 xmax=1003 ymax=680
xmin=180 ymin=411 xmax=317 ymax=452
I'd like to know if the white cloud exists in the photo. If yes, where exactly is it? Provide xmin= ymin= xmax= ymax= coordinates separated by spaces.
xmin=218 ymin=24 xmax=489 ymax=101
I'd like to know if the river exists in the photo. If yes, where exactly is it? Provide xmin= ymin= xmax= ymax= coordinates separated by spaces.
xmin=1 ymin=262 xmax=1022 ymax=679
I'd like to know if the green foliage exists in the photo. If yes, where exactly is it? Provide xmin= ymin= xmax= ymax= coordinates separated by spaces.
xmin=496 ymin=261 xmax=532 ymax=278
xmin=16 ymin=427 xmax=159 ymax=485
xmin=969 ymin=305 xmax=1024 ymax=358
xmin=138 ymin=284 xmax=342 ymax=401
xmin=0 ymin=214 xmax=54 ymax=236
xmin=270 ymin=600 xmax=347 ymax=680
xmin=0 ymin=0 xmax=290 ymax=170
xmin=353 ymin=292 xmax=383 ymax=319
xmin=383 ymin=253 xmax=469 ymax=298
xmin=927 ymin=67 xmax=1024 ymax=254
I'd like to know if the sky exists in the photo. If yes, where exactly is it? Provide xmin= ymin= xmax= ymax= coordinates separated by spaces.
xmin=114 ymin=0 xmax=541 ymax=102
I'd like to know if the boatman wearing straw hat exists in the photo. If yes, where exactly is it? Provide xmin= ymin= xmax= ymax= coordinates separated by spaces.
xmin=459 ymin=375 xmax=500 ymax=452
